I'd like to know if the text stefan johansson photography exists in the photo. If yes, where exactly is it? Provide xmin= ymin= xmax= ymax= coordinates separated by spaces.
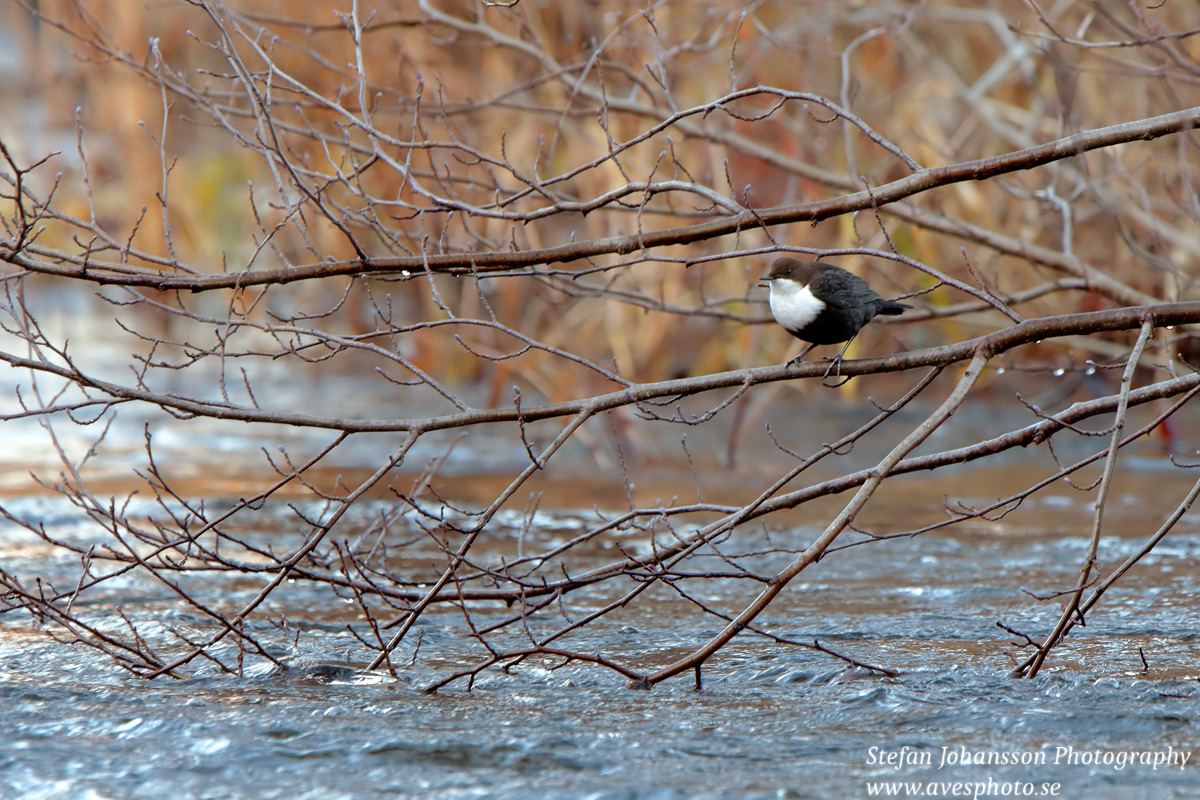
xmin=867 ymin=746 xmax=1193 ymax=771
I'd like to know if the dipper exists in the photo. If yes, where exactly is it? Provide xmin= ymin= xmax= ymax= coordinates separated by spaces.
xmin=760 ymin=257 xmax=910 ymax=365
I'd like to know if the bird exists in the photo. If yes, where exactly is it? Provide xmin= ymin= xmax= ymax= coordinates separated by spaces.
xmin=760 ymin=257 xmax=910 ymax=369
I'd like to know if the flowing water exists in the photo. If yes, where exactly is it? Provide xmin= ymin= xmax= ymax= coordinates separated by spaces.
xmin=3 ymin=433 xmax=1200 ymax=799
xmin=3 ymin=297 xmax=1200 ymax=798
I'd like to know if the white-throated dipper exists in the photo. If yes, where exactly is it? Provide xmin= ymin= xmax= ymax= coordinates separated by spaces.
xmin=760 ymin=257 xmax=910 ymax=366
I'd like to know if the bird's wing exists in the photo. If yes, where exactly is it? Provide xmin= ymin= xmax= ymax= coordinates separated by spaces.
xmin=810 ymin=270 xmax=880 ymax=309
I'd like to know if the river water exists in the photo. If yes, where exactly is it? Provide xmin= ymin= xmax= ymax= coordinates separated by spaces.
xmin=3 ymin=431 xmax=1200 ymax=798
xmin=3 ymin=296 xmax=1200 ymax=798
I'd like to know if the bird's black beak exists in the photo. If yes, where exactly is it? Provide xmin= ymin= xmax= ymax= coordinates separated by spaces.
xmin=758 ymin=275 xmax=772 ymax=288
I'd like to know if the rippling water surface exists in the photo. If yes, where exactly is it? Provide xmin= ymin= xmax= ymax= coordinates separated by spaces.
xmin=4 ymin=466 xmax=1200 ymax=799
xmin=3 ymin=297 xmax=1200 ymax=798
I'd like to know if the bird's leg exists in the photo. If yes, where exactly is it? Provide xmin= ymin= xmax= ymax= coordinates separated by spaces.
xmin=820 ymin=337 xmax=857 ymax=387
xmin=786 ymin=342 xmax=817 ymax=366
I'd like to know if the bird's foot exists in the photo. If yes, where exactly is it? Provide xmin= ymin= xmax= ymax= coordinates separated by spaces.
xmin=786 ymin=343 xmax=817 ymax=366
xmin=820 ymin=355 xmax=852 ymax=388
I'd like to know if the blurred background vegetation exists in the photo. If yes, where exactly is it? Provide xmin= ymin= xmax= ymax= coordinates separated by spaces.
xmin=2 ymin=0 xmax=1198 ymax=397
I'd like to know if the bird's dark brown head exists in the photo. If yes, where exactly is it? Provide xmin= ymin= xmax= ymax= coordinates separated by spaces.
xmin=760 ymin=257 xmax=828 ymax=287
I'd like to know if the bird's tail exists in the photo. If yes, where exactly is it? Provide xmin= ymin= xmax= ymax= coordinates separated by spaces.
xmin=877 ymin=301 xmax=911 ymax=316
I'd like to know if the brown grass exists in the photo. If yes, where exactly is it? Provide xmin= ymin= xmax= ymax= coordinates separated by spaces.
xmin=3 ymin=1 xmax=1199 ymax=385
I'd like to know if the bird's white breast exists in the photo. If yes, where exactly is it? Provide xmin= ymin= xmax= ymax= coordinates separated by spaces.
xmin=768 ymin=280 xmax=824 ymax=331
